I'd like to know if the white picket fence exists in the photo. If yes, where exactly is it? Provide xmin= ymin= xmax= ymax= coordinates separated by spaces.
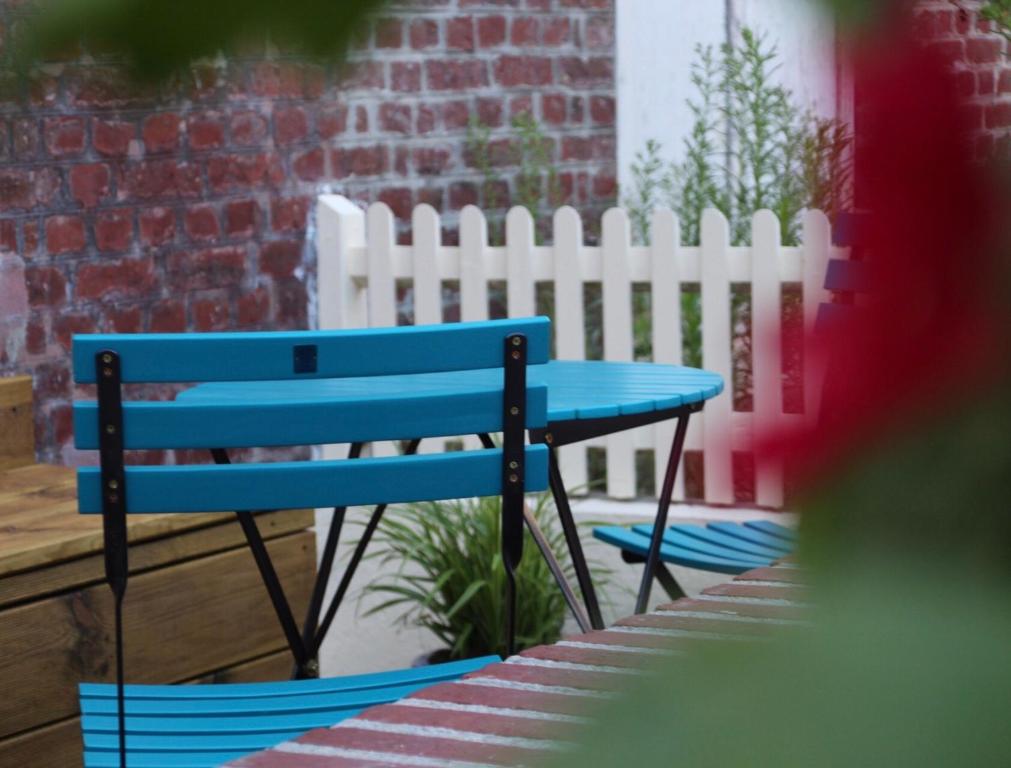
xmin=316 ymin=194 xmax=840 ymax=508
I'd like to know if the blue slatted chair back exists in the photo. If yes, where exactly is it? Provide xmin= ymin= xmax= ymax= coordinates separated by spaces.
xmin=72 ymin=318 xmax=550 ymax=515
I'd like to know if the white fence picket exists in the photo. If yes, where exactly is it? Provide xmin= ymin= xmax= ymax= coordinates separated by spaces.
xmin=506 ymin=207 xmax=536 ymax=318
xmin=553 ymin=206 xmax=588 ymax=493
xmin=412 ymin=204 xmax=442 ymax=326
xmin=751 ymin=210 xmax=783 ymax=507
xmin=700 ymin=208 xmax=734 ymax=504
xmin=649 ymin=208 xmax=684 ymax=500
xmin=601 ymin=208 xmax=636 ymax=500
xmin=318 ymin=195 xmax=841 ymax=509
xmin=803 ymin=210 xmax=832 ymax=421
xmin=459 ymin=205 xmax=489 ymax=322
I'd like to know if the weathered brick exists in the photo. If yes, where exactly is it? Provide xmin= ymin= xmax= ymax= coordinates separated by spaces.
xmin=260 ymin=238 xmax=302 ymax=277
xmin=494 ymin=55 xmax=553 ymax=87
xmin=150 ymin=299 xmax=186 ymax=332
xmin=413 ymin=147 xmax=452 ymax=176
xmin=142 ymin=112 xmax=181 ymax=153
xmin=120 ymin=160 xmax=203 ymax=200
xmin=107 ymin=305 xmax=142 ymax=333
xmin=586 ymin=15 xmax=614 ymax=48
xmin=330 ymin=145 xmax=389 ymax=178
xmin=476 ymin=96 xmax=504 ymax=127
xmin=378 ymin=186 xmax=413 ymax=219
xmin=237 ymin=285 xmax=270 ymax=327
xmin=69 ymin=163 xmax=111 ymax=207
xmin=442 ymin=100 xmax=471 ymax=129
xmin=167 ymin=246 xmax=246 ymax=291
xmin=559 ymin=56 xmax=613 ymax=86
xmin=270 ymin=197 xmax=310 ymax=232
xmin=184 ymin=205 xmax=220 ymax=242
xmin=426 ymin=59 xmax=488 ymax=90
xmin=542 ymin=16 xmax=571 ymax=46
xmin=11 ymin=118 xmax=39 ymax=159
xmin=447 ymin=16 xmax=475 ymax=52
xmin=94 ymin=208 xmax=134 ymax=252
xmin=967 ymin=36 xmax=1001 ymax=63
xmin=187 ymin=112 xmax=225 ymax=150
xmin=293 ymin=147 xmax=325 ymax=181
xmin=193 ymin=293 xmax=231 ymax=331
xmin=379 ymin=102 xmax=412 ymax=134
xmin=409 ymin=18 xmax=439 ymax=49
xmin=206 ymin=153 xmax=284 ymax=192
xmin=449 ymin=181 xmax=479 ymax=208
xmin=139 ymin=207 xmax=176 ymax=247
xmin=93 ymin=118 xmax=135 ymax=157
xmin=511 ymin=17 xmax=538 ymax=46
xmin=76 ymin=257 xmax=156 ymax=300
xmin=230 ymin=110 xmax=269 ymax=145
xmin=43 ymin=116 xmax=86 ymax=157
xmin=274 ymin=106 xmax=309 ymax=145
xmin=542 ymin=92 xmax=567 ymax=124
xmin=390 ymin=62 xmax=422 ymax=93
xmin=590 ymin=94 xmax=615 ymax=125
xmin=24 ymin=266 xmax=67 ymax=307
xmin=416 ymin=105 xmax=437 ymax=134
xmin=224 ymin=199 xmax=259 ymax=238
xmin=45 ymin=215 xmax=86 ymax=254
xmin=317 ymin=105 xmax=348 ymax=138
xmin=374 ymin=17 xmax=402 ymax=49
xmin=478 ymin=15 xmax=507 ymax=46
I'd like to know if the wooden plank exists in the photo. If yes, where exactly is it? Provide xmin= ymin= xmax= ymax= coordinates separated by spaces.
xmin=802 ymin=210 xmax=832 ymax=421
xmin=0 ymin=463 xmax=311 ymax=581
xmin=0 ymin=530 xmax=314 ymax=739
xmin=411 ymin=204 xmax=442 ymax=327
xmin=0 ymin=651 xmax=295 ymax=768
xmin=505 ymin=206 xmax=535 ymax=317
xmin=0 ymin=507 xmax=312 ymax=608
xmin=0 ymin=376 xmax=33 ymax=470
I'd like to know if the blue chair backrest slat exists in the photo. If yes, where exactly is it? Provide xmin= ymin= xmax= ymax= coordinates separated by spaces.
xmin=73 ymin=385 xmax=548 ymax=450
xmin=824 ymin=258 xmax=872 ymax=294
xmin=78 ymin=446 xmax=549 ymax=514
xmin=73 ymin=317 xmax=550 ymax=383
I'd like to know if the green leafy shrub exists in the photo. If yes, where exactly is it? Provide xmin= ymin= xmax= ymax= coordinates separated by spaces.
xmin=622 ymin=28 xmax=852 ymax=416
xmin=361 ymin=492 xmax=594 ymax=660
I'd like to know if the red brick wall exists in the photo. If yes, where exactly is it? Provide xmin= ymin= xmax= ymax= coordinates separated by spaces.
xmin=915 ymin=1 xmax=1011 ymax=155
xmin=0 ymin=0 xmax=616 ymax=463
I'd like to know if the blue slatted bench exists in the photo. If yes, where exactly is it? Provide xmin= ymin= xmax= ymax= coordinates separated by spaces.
xmin=72 ymin=317 xmax=551 ymax=768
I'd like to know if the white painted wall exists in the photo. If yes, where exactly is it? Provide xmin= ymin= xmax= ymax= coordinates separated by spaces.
xmin=616 ymin=0 xmax=841 ymax=196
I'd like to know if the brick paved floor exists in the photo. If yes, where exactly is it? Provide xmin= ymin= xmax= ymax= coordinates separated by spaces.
xmin=227 ymin=562 xmax=804 ymax=767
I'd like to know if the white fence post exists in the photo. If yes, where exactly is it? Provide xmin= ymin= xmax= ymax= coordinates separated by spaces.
xmin=751 ymin=210 xmax=784 ymax=507
xmin=700 ymin=208 xmax=734 ymax=504
xmin=318 ymin=193 xmax=836 ymax=510
xmin=552 ymin=206 xmax=589 ymax=493
xmin=601 ymin=208 xmax=636 ymax=499
xmin=649 ymin=207 xmax=684 ymax=500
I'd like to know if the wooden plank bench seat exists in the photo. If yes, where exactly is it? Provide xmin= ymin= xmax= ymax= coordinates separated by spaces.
xmin=0 ymin=377 xmax=315 ymax=768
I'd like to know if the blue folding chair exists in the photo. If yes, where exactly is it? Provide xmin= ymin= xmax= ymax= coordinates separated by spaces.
xmin=72 ymin=318 xmax=550 ymax=768
xmin=593 ymin=214 xmax=871 ymax=606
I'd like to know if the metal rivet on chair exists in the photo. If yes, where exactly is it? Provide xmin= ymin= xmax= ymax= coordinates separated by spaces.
xmin=508 ymin=473 xmax=519 ymax=483
xmin=102 ymin=353 xmax=113 ymax=363
xmin=511 ymin=336 xmax=522 ymax=346
xmin=105 ymin=424 xmax=116 ymax=434
xmin=544 ymin=433 xmax=553 ymax=444
xmin=108 ymin=479 xmax=119 ymax=489
xmin=509 ymin=406 xmax=519 ymax=416
xmin=102 ymin=367 xmax=113 ymax=377
xmin=508 ymin=460 xmax=518 ymax=469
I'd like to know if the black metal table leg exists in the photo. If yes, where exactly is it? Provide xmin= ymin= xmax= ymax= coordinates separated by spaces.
xmin=309 ymin=437 xmax=422 ymax=658
xmin=635 ymin=413 xmax=691 ymax=614
xmin=547 ymin=448 xmax=604 ymax=630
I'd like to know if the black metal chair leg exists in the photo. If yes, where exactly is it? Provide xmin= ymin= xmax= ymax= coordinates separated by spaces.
xmin=523 ymin=505 xmax=592 ymax=633
xmin=301 ymin=443 xmax=363 ymax=648
xmin=654 ymin=562 xmax=687 ymax=601
xmin=211 ymin=449 xmax=312 ymax=677
xmin=547 ymin=448 xmax=605 ymax=630
xmin=310 ymin=438 xmax=422 ymax=657
xmin=635 ymin=414 xmax=691 ymax=614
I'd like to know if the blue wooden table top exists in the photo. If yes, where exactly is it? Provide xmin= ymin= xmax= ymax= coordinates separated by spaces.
xmin=179 ymin=360 xmax=723 ymax=424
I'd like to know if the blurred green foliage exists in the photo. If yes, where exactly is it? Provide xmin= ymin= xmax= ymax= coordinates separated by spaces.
xmin=14 ymin=0 xmax=386 ymax=79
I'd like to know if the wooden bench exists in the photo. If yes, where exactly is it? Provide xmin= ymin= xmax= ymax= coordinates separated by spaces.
xmin=0 ymin=376 xmax=316 ymax=767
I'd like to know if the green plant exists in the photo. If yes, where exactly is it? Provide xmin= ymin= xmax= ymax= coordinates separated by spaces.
xmin=981 ymin=0 xmax=1011 ymax=45
xmin=465 ymin=111 xmax=562 ymax=245
xmin=621 ymin=28 xmax=852 ymax=411
xmin=361 ymin=492 xmax=596 ymax=660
